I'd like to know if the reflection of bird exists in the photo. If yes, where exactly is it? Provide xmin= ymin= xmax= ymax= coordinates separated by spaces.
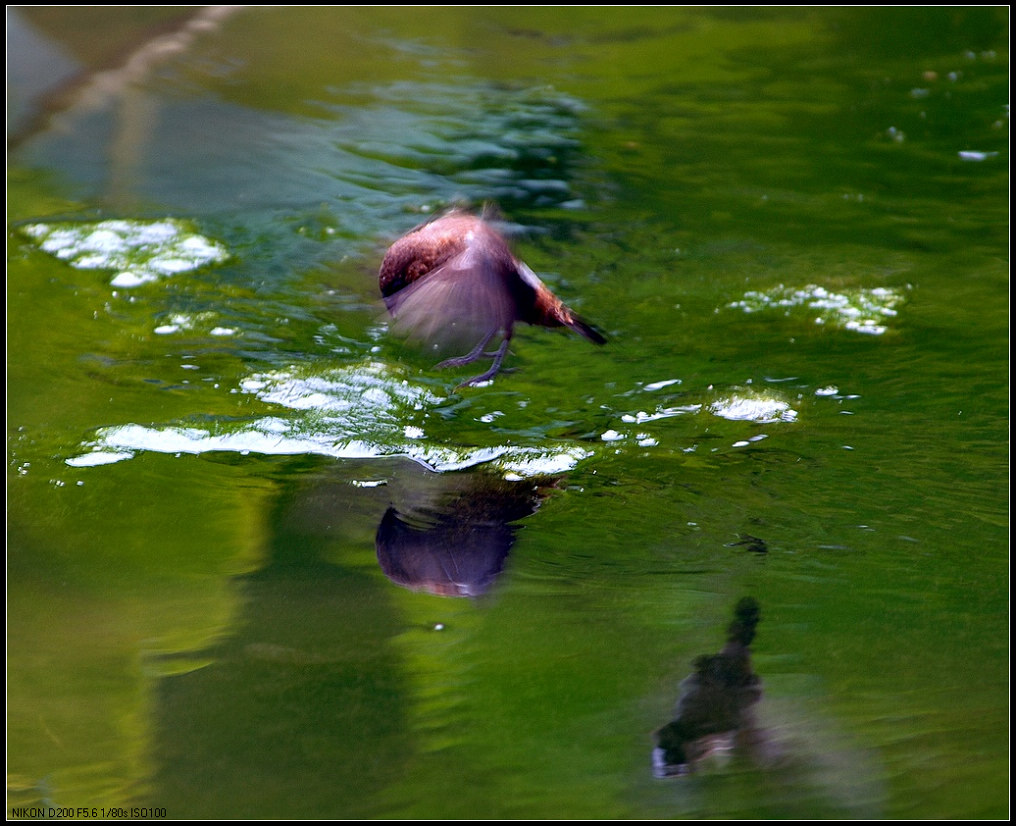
xmin=379 ymin=211 xmax=605 ymax=386
xmin=375 ymin=507 xmax=512 ymax=598
xmin=654 ymin=597 xmax=763 ymax=777
xmin=375 ymin=474 xmax=555 ymax=597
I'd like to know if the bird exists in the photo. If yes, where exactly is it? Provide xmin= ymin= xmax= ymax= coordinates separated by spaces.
xmin=379 ymin=211 xmax=605 ymax=387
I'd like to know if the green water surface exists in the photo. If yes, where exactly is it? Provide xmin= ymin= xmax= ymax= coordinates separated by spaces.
xmin=7 ymin=6 xmax=1009 ymax=819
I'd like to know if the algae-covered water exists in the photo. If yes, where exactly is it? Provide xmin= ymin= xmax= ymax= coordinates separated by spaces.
xmin=7 ymin=7 xmax=1008 ymax=819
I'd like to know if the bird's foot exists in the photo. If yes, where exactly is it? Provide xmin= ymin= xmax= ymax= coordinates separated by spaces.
xmin=437 ymin=351 xmax=498 ymax=369
xmin=434 ymin=329 xmax=500 ymax=369
xmin=450 ymin=339 xmax=511 ymax=390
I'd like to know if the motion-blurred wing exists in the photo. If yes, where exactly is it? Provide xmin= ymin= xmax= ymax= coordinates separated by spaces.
xmin=384 ymin=249 xmax=517 ymax=354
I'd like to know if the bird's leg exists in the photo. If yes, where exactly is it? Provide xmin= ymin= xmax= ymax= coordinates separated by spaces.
xmin=456 ymin=336 xmax=512 ymax=388
xmin=435 ymin=328 xmax=498 ymax=369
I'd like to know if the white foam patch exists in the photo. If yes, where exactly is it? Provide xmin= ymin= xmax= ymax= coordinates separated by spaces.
xmin=643 ymin=378 xmax=682 ymax=392
xmin=499 ymin=447 xmax=592 ymax=477
xmin=66 ymin=362 xmax=592 ymax=478
xmin=21 ymin=218 xmax=229 ymax=287
xmin=620 ymin=405 xmax=701 ymax=424
xmin=709 ymin=396 xmax=798 ymax=424
xmin=64 ymin=450 xmax=135 ymax=468
xmin=729 ymin=284 xmax=905 ymax=335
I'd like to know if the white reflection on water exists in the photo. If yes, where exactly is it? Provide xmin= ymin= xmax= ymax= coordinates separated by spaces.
xmin=66 ymin=362 xmax=591 ymax=477
xmin=958 ymin=150 xmax=998 ymax=161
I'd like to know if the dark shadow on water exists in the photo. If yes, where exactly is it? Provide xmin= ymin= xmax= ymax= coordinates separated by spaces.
xmin=653 ymin=597 xmax=763 ymax=778
xmin=647 ymin=597 xmax=889 ymax=817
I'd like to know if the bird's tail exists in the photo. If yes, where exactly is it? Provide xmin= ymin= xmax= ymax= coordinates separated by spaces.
xmin=565 ymin=314 xmax=607 ymax=345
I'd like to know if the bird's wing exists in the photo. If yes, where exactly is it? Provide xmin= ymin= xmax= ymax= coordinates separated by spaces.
xmin=385 ymin=248 xmax=518 ymax=352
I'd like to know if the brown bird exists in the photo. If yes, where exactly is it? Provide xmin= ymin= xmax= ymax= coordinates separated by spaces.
xmin=379 ymin=211 xmax=605 ymax=386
